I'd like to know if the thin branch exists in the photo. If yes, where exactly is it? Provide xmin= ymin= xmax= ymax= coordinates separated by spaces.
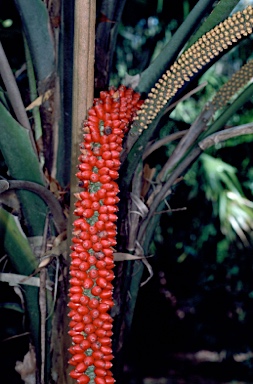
xmin=138 ymin=122 xmax=253 ymax=246
xmin=142 ymin=83 xmax=207 ymax=160
xmin=0 ymin=179 xmax=66 ymax=233
xmin=143 ymin=130 xmax=187 ymax=160
xmin=138 ymin=147 xmax=201 ymax=245
xmin=199 ymin=122 xmax=253 ymax=150
xmin=157 ymin=104 xmax=215 ymax=181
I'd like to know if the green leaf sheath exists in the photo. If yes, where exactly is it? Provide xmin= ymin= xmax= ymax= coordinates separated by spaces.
xmin=0 ymin=103 xmax=47 ymax=235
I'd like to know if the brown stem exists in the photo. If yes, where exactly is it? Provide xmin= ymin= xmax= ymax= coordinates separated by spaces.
xmin=69 ymin=0 xmax=96 ymax=242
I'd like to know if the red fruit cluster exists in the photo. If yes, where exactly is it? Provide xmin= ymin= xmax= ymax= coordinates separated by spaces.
xmin=68 ymin=86 xmax=143 ymax=384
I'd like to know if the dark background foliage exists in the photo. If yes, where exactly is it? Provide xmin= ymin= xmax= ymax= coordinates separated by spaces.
xmin=1 ymin=0 xmax=253 ymax=383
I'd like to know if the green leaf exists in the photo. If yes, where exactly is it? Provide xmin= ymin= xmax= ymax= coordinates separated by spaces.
xmin=13 ymin=0 xmax=55 ymax=82
xmin=0 ymin=208 xmax=37 ymax=274
xmin=0 ymin=302 xmax=24 ymax=313
xmin=137 ymin=0 xmax=218 ymax=93
xmin=0 ymin=208 xmax=40 ymax=354
xmin=186 ymin=0 xmax=240 ymax=48
xmin=0 ymin=102 xmax=47 ymax=235
xmin=0 ymin=87 xmax=9 ymax=109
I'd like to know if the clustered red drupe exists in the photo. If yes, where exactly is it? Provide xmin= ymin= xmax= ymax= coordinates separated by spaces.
xmin=68 ymin=86 xmax=143 ymax=384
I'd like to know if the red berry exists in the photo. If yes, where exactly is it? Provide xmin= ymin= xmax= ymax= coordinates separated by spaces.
xmin=101 ymin=151 xmax=112 ymax=160
xmin=97 ymin=277 xmax=108 ymax=289
xmin=98 ymin=303 xmax=110 ymax=313
xmin=89 ymin=268 xmax=98 ymax=279
xmin=91 ymin=285 xmax=102 ymax=296
xmin=100 ymin=289 xmax=113 ymax=299
xmin=90 ymin=308 xmax=100 ymax=319
xmin=99 ymin=313 xmax=113 ymax=323
xmin=93 ymin=242 xmax=102 ymax=252
xmin=100 ymin=174 xmax=111 ymax=184
xmin=90 ymin=173 xmax=100 ymax=182
xmin=80 ymin=340 xmax=91 ymax=350
xmin=75 ymin=362 xmax=86 ymax=373
xmin=87 ymin=333 xmax=97 ymax=343
xmin=91 ymin=341 xmax=102 ymax=351
xmin=98 ymin=337 xmax=111 ymax=346
xmin=99 ymin=213 xmax=109 ymax=222
xmin=89 ymin=225 xmax=98 ymax=234
xmin=71 ymin=313 xmax=83 ymax=322
xmin=72 ymin=334 xmax=85 ymax=344
xmin=70 ymin=270 xmax=87 ymax=280
xmin=92 ymin=350 xmax=104 ymax=360
xmin=94 ymin=359 xmax=106 ymax=368
xmin=82 ymin=314 xmax=92 ymax=324
xmin=73 ymin=322 xmax=85 ymax=332
xmin=77 ymin=375 xmax=90 ymax=384
xmin=95 ymin=329 xmax=107 ymax=338
xmin=95 ymin=377 xmax=106 ymax=384
xmin=96 ymin=261 xmax=107 ymax=271
xmin=77 ymin=306 xmax=89 ymax=315
xmin=82 ymin=240 xmax=93 ymax=250
xmin=68 ymin=345 xmax=83 ymax=354
xmin=95 ymin=368 xmax=107 ymax=377
xmin=68 ymin=301 xmax=80 ymax=309
xmin=81 ymin=199 xmax=92 ymax=208
xmin=97 ymin=188 xmax=107 ymax=199
xmin=69 ymin=370 xmax=82 ymax=379
xmin=83 ymin=355 xmax=94 ymax=366
xmin=93 ymin=318 xmax=104 ymax=328
xmin=84 ymin=323 xmax=96 ymax=334
xmin=79 ymin=295 xmax=90 ymax=306
xmin=69 ymin=286 xmax=82 ymax=294
xmin=83 ymin=277 xmax=94 ymax=289
xmin=89 ymin=298 xmax=99 ymax=308
xmin=70 ymin=294 xmax=82 ymax=303
xmin=98 ymin=167 xmax=109 ymax=176
xmin=88 ymin=255 xmax=97 ymax=265
xmin=91 ymin=234 xmax=99 ymax=243
xmin=79 ymin=261 xmax=90 ymax=271
xmin=101 ymin=346 xmax=113 ymax=355
xmin=70 ymin=353 xmax=85 ymax=363
xmin=105 ymin=376 xmax=115 ymax=383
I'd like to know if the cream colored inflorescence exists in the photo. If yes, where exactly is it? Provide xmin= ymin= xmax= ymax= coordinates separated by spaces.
xmin=133 ymin=6 xmax=253 ymax=133
xmin=211 ymin=59 xmax=253 ymax=110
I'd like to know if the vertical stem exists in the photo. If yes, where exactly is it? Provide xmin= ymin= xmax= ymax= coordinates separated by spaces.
xmin=69 ymin=0 xmax=96 ymax=241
